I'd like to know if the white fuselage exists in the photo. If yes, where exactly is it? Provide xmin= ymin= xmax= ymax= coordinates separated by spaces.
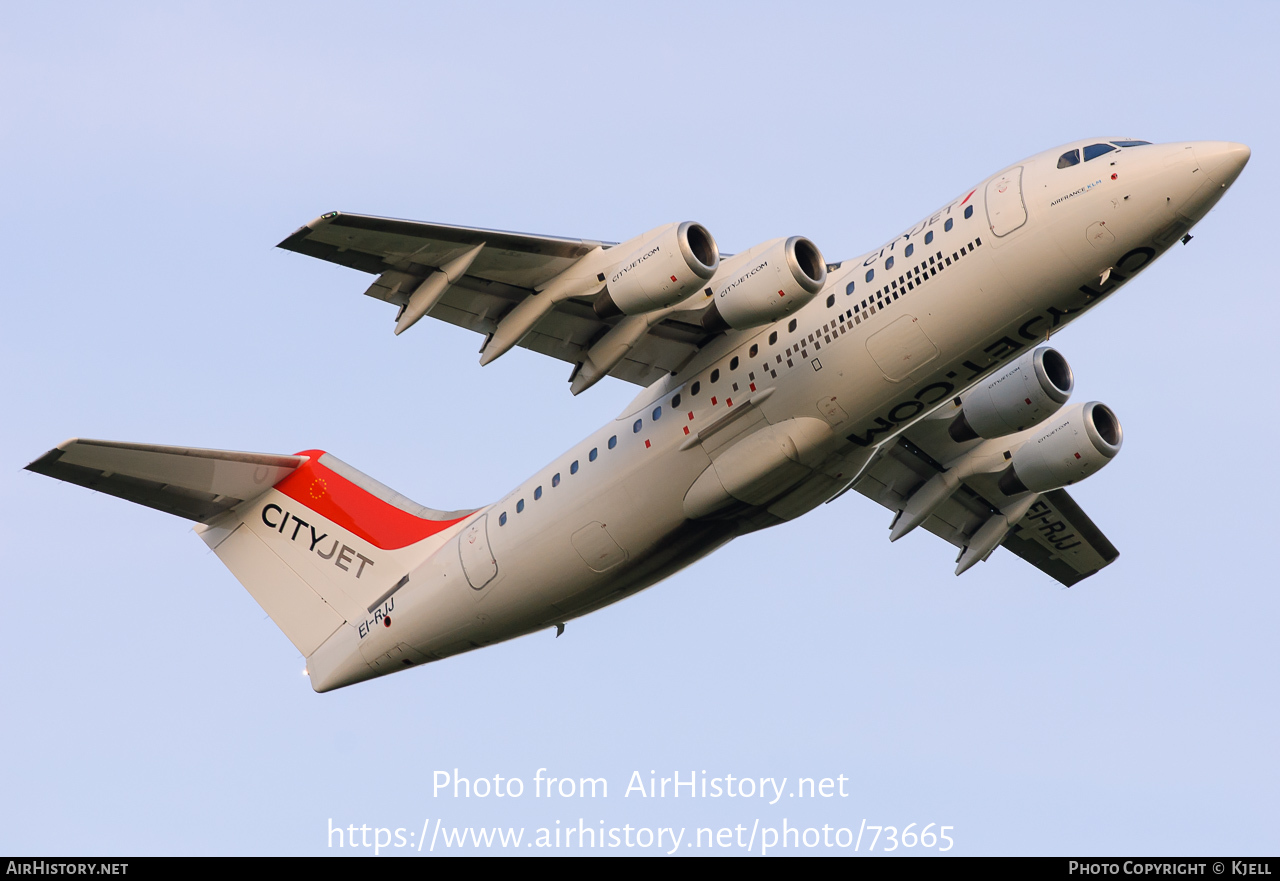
xmin=307 ymin=139 xmax=1244 ymax=691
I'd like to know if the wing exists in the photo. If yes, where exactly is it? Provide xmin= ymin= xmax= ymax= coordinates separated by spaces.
xmin=998 ymin=488 xmax=1119 ymax=586
xmin=277 ymin=212 xmax=717 ymax=387
xmin=850 ymin=414 xmax=1119 ymax=586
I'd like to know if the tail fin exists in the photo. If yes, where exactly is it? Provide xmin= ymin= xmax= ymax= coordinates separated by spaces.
xmin=27 ymin=439 xmax=473 ymax=656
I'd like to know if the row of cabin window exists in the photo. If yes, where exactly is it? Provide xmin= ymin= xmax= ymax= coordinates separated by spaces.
xmin=680 ymin=311 xmax=818 ymax=399
xmin=664 ymin=232 xmax=936 ymax=414
xmin=850 ymin=241 xmax=978 ymax=313
xmin=1058 ymin=140 xmax=1151 ymax=169
xmin=498 ymin=387 xmax=706 ymax=526
xmin=498 ymin=434 xmax=621 ymax=526
xmin=843 ymin=207 xmax=974 ymax=293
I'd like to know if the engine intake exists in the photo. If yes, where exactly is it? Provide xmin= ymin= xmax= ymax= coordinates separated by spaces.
xmin=593 ymin=221 xmax=720 ymax=318
xmin=701 ymin=236 xmax=827 ymax=333
xmin=998 ymin=401 xmax=1123 ymax=495
xmin=949 ymin=347 xmax=1074 ymax=442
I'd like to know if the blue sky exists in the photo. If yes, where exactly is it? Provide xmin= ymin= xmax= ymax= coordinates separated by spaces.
xmin=2 ymin=1 xmax=1276 ymax=856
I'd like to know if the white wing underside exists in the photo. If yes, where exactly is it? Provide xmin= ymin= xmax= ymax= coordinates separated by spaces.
xmin=277 ymin=212 xmax=719 ymax=387
xmin=847 ymin=408 xmax=1119 ymax=586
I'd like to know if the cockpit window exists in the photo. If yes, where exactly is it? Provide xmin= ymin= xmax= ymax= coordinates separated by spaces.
xmin=1084 ymin=143 xmax=1116 ymax=161
xmin=1111 ymin=140 xmax=1151 ymax=147
xmin=1057 ymin=149 xmax=1081 ymax=169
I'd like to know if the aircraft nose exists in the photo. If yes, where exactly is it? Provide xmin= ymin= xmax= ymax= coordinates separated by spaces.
xmin=1194 ymin=141 xmax=1251 ymax=187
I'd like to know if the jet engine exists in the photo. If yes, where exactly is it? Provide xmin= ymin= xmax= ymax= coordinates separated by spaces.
xmin=592 ymin=222 xmax=720 ymax=318
xmin=949 ymin=347 xmax=1074 ymax=442
xmin=997 ymin=401 xmax=1123 ymax=495
xmin=700 ymin=236 xmax=827 ymax=332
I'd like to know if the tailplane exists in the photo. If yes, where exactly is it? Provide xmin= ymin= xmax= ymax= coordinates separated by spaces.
xmin=27 ymin=439 xmax=473 ymax=657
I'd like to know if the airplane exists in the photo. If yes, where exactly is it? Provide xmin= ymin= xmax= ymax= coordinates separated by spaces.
xmin=26 ymin=137 xmax=1249 ymax=692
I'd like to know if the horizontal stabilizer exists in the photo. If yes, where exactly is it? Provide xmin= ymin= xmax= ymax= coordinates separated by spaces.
xmin=25 ymin=439 xmax=306 ymax=523
xmin=27 ymin=439 xmax=480 ymax=661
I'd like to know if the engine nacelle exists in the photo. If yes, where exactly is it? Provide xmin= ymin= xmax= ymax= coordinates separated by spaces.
xmin=998 ymin=401 xmax=1123 ymax=495
xmin=700 ymin=236 xmax=827 ymax=332
xmin=949 ymin=347 xmax=1074 ymax=442
xmin=593 ymin=221 xmax=720 ymax=317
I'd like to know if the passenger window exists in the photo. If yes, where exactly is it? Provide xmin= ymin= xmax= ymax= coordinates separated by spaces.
xmin=499 ymin=512 xmax=507 ymax=526
xmin=710 ymin=369 xmax=720 ymax=383
xmin=1057 ymin=149 xmax=1081 ymax=168
xmin=924 ymin=231 xmax=934 ymax=245
xmin=826 ymin=294 xmax=835 ymax=307
xmin=865 ymin=268 xmax=874 ymax=282
xmin=944 ymin=218 xmax=953 ymax=232
xmin=691 ymin=381 xmax=700 ymax=396
xmin=748 ymin=344 xmax=757 ymax=358
xmin=609 ymin=435 xmax=618 ymax=448
xmin=964 ymin=205 xmax=973 ymax=219
xmin=885 ymin=256 xmax=894 ymax=271
xmin=904 ymin=243 xmax=914 ymax=258
xmin=589 ymin=448 xmax=598 ymax=462
xmin=729 ymin=357 xmax=738 ymax=371
xmin=788 ymin=319 xmax=797 ymax=332
xmin=672 ymin=393 xmax=681 ymax=408
xmin=1084 ymin=143 xmax=1116 ymax=161
xmin=570 ymin=460 xmax=579 ymax=474
xmin=534 ymin=486 xmax=542 ymax=500
xmin=652 ymin=407 xmax=661 ymax=421
xmin=516 ymin=499 xmax=525 ymax=513
xmin=768 ymin=332 xmax=777 ymax=345
xmin=633 ymin=419 xmax=642 ymax=433
xmin=552 ymin=473 xmax=560 ymax=487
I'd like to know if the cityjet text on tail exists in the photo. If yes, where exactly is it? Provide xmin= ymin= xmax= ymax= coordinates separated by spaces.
xmin=28 ymin=138 xmax=1250 ymax=691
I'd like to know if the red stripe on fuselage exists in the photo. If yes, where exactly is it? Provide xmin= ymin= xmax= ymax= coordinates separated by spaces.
xmin=274 ymin=450 xmax=469 ymax=550
xmin=960 ymin=189 xmax=976 ymax=206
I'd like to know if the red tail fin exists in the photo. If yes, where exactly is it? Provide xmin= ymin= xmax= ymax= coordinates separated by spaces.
xmin=275 ymin=450 xmax=469 ymax=549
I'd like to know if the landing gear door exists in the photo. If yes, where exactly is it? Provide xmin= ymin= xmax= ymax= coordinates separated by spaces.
xmin=986 ymin=166 xmax=1027 ymax=237
xmin=459 ymin=513 xmax=497 ymax=590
